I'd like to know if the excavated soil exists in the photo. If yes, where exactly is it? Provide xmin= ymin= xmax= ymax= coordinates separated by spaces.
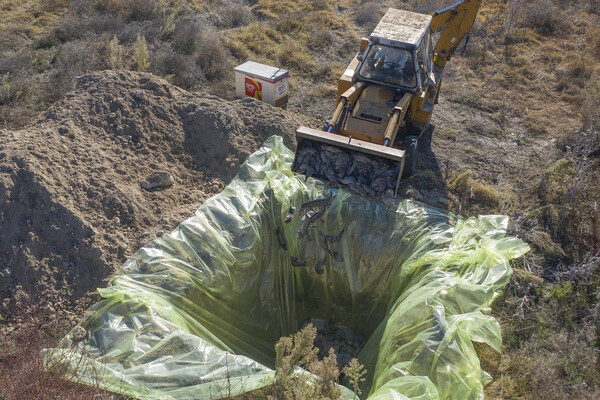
xmin=0 ymin=70 xmax=317 ymax=325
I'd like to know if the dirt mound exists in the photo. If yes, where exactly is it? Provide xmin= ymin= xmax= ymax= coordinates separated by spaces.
xmin=0 ymin=70 xmax=316 ymax=323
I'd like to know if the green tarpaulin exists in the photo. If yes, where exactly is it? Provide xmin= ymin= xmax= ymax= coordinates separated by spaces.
xmin=44 ymin=136 xmax=529 ymax=399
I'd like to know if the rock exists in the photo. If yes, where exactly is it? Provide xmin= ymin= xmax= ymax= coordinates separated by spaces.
xmin=156 ymin=230 xmax=164 ymax=237
xmin=301 ymin=318 xmax=366 ymax=366
xmin=211 ymin=184 xmax=219 ymax=192
xmin=58 ymin=119 xmax=81 ymax=138
xmin=438 ymin=197 xmax=449 ymax=205
xmin=344 ymin=329 xmax=354 ymax=344
xmin=337 ymin=351 xmax=353 ymax=367
xmin=406 ymin=188 xmax=423 ymax=202
xmin=72 ymin=326 xmax=87 ymax=341
xmin=141 ymin=171 xmax=174 ymax=191
xmin=1 ymin=268 xmax=11 ymax=277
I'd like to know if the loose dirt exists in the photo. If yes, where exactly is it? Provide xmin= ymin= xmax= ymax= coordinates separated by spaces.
xmin=0 ymin=70 xmax=317 ymax=325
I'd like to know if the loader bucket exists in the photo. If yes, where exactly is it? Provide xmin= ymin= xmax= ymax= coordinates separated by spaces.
xmin=292 ymin=126 xmax=405 ymax=197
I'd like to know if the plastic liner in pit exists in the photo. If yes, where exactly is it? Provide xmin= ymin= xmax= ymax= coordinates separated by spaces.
xmin=44 ymin=135 xmax=529 ymax=400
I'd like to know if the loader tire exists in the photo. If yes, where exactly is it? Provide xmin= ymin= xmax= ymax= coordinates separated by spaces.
xmin=403 ymin=136 xmax=418 ymax=178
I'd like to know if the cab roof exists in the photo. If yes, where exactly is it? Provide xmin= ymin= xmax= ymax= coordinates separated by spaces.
xmin=370 ymin=8 xmax=432 ymax=49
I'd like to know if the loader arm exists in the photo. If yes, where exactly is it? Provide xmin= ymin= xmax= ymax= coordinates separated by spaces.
xmin=430 ymin=0 xmax=481 ymax=69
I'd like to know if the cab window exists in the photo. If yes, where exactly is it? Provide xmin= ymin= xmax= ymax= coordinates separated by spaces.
xmin=423 ymin=30 xmax=433 ymax=73
xmin=358 ymin=44 xmax=417 ymax=88
xmin=417 ymin=47 xmax=426 ymax=85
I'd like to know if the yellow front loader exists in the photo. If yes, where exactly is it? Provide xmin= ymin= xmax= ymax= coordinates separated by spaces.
xmin=292 ymin=0 xmax=481 ymax=198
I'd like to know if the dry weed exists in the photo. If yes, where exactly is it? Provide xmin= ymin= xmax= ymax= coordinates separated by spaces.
xmin=0 ymin=304 xmax=128 ymax=399
xmin=269 ymin=324 xmax=364 ymax=400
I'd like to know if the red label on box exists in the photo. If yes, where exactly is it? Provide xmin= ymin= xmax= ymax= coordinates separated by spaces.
xmin=245 ymin=77 xmax=262 ymax=100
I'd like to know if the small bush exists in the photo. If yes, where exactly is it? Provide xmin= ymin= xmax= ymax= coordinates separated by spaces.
xmin=278 ymin=40 xmax=315 ymax=74
xmin=233 ymin=23 xmax=282 ymax=56
xmin=270 ymin=324 xmax=365 ymax=400
xmin=212 ymin=0 xmax=253 ymax=28
xmin=308 ymin=0 xmax=330 ymax=11
xmin=449 ymin=170 xmax=502 ymax=207
xmin=107 ymin=35 xmax=124 ymax=70
xmin=134 ymin=34 xmax=150 ymax=72
xmin=44 ymin=40 xmax=104 ymax=102
xmin=354 ymin=3 xmax=383 ymax=27
xmin=172 ymin=18 xmax=202 ymax=55
xmin=151 ymin=49 xmax=200 ymax=88
xmin=0 ymin=304 xmax=127 ymax=399
xmin=522 ymin=1 xmax=568 ymax=36
xmin=537 ymin=158 xmax=575 ymax=204
xmin=95 ymin=0 xmax=160 ymax=22
xmin=276 ymin=16 xmax=304 ymax=34
xmin=159 ymin=0 xmax=181 ymax=39
xmin=303 ymin=27 xmax=337 ymax=50
xmin=195 ymin=31 xmax=229 ymax=80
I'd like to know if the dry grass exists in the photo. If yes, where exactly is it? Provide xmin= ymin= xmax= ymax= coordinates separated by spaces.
xmin=0 ymin=303 xmax=130 ymax=399
xmin=449 ymin=169 xmax=503 ymax=210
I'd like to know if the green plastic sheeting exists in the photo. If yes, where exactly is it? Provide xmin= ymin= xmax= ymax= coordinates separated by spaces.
xmin=44 ymin=136 xmax=529 ymax=399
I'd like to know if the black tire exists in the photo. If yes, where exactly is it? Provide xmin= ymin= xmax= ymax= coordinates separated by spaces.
xmin=403 ymin=135 xmax=418 ymax=177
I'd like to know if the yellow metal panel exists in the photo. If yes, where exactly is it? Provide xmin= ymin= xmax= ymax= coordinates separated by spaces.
xmin=431 ymin=0 xmax=482 ymax=68
xmin=337 ymin=56 xmax=360 ymax=104
xmin=360 ymin=37 xmax=369 ymax=52
xmin=410 ymin=91 xmax=432 ymax=126
xmin=295 ymin=126 xmax=405 ymax=161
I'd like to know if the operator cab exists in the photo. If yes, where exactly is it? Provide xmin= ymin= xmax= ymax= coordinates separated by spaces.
xmin=355 ymin=9 xmax=434 ymax=93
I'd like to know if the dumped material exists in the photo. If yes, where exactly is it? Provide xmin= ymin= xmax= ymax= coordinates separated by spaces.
xmin=295 ymin=140 xmax=400 ymax=198
xmin=45 ymin=136 xmax=529 ymax=400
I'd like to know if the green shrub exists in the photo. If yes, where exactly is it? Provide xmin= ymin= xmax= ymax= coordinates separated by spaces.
xmin=107 ymin=35 xmax=124 ymax=70
xmin=134 ymin=34 xmax=150 ymax=72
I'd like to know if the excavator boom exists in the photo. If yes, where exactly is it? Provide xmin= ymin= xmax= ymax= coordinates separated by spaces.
xmin=431 ymin=0 xmax=482 ymax=68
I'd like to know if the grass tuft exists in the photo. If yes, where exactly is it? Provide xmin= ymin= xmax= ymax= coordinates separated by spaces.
xmin=449 ymin=170 xmax=502 ymax=208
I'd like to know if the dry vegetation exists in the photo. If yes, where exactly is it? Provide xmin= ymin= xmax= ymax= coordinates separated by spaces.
xmin=1 ymin=0 xmax=600 ymax=399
